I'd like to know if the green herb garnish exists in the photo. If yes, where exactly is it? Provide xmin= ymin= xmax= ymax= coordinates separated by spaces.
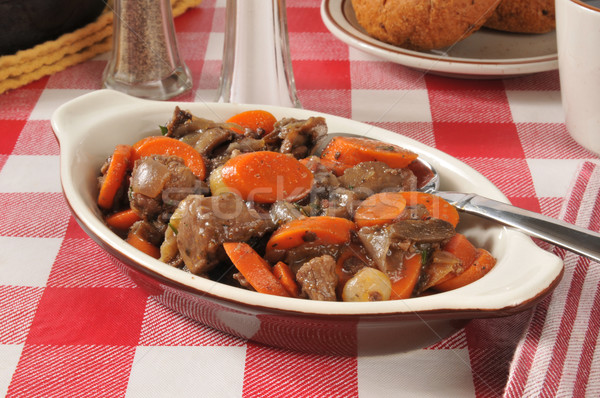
xmin=420 ymin=248 xmax=432 ymax=265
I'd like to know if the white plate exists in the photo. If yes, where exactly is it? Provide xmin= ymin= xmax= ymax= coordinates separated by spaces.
xmin=321 ymin=0 xmax=558 ymax=78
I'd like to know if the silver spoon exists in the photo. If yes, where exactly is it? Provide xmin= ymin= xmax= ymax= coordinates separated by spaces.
xmin=312 ymin=133 xmax=600 ymax=263
xmin=417 ymin=159 xmax=600 ymax=263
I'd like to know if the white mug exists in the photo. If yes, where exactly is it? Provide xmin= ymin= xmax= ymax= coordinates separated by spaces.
xmin=556 ymin=0 xmax=600 ymax=155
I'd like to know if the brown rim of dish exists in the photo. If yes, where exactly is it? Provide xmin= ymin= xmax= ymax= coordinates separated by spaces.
xmin=326 ymin=0 xmax=558 ymax=66
xmin=571 ymin=0 xmax=600 ymax=11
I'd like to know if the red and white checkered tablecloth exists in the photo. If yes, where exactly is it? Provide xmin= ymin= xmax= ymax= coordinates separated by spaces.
xmin=1 ymin=0 xmax=599 ymax=396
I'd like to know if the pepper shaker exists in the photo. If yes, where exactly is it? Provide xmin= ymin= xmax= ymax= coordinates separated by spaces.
xmin=103 ymin=0 xmax=192 ymax=100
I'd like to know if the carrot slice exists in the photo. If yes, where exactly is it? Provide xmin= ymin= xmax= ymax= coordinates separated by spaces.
xmin=220 ymin=151 xmax=313 ymax=203
xmin=429 ymin=233 xmax=477 ymax=287
xmin=267 ymin=217 xmax=354 ymax=250
xmin=131 ymin=136 xmax=206 ymax=179
xmin=273 ymin=261 xmax=300 ymax=298
xmin=266 ymin=216 xmax=356 ymax=253
xmin=105 ymin=208 xmax=142 ymax=230
xmin=399 ymin=192 xmax=460 ymax=227
xmin=434 ymin=248 xmax=496 ymax=292
xmin=126 ymin=229 xmax=160 ymax=259
xmin=335 ymin=243 xmax=370 ymax=298
xmin=320 ymin=136 xmax=418 ymax=169
xmin=98 ymin=144 xmax=132 ymax=209
xmin=223 ymin=242 xmax=291 ymax=297
xmin=226 ymin=110 xmax=277 ymax=135
xmin=390 ymin=253 xmax=423 ymax=300
xmin=443 ymin=233 xmax=477 ymax=268
xmin=354 ymin=192 xmax=407 ymax=228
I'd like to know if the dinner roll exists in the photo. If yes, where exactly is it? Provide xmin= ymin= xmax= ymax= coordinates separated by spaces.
xmin=483 ymin=0 xmax=555 ymax=33
xmin=351 ymin=0 xmax=501 ymax=51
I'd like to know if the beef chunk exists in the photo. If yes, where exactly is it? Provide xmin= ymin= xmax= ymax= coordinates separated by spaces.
xmin=357 ymin=226 xmax=400 ymax=275
xmin=175 ymin=193 xmax=271 ymax=275
xmin=130 ymin=155 xmax=204 ymax=223
xmin=321 ymin=187 xmax=360 ymax=219
xmin=298 ymin=156 xmax=360 ymax=218
xmin=265 ymin=243 xmax=341 ymax=274
xmin=358 ymin=219 xmax=455 ymax=278
xmin=208 ymin=136 xmax=267 ymax=172
xmin=339 ymin=161 xmax=417 ymax=199
xmin=220 ymin=136 xmax=267 ymax=158
xmin=307 ymin=157 xmax=340 ymax=194
xmin=166 ymin=107 xmax=193 ymax=137
xmin=263 ymin=117 xmax=328 ymax=158
xmin=387 ymin=218 xmax=455 ymax=244
xmin=296 ymin=255 xmax=338 ymax=301
xmin=166 ymin=106 xmax=219 ymax=138
xmin=190 ymin=127 xmax=234 ymax=157
xmin=129 ymin=220 xmax=164 ymax=247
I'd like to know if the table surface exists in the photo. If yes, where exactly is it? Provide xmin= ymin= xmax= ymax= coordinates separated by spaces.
xmin=1 ymin=0 xmax=599 ymax=397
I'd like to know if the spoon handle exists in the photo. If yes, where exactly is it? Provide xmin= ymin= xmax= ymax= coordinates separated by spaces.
xmin=438 ymin=191 xmax=600 ymax=263
xmin=217 ymin=0 xmax=301 ymax=107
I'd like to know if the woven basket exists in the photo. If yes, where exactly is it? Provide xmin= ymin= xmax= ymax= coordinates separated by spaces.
xmin=0 ymin=0 xmax=202 ymax=95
